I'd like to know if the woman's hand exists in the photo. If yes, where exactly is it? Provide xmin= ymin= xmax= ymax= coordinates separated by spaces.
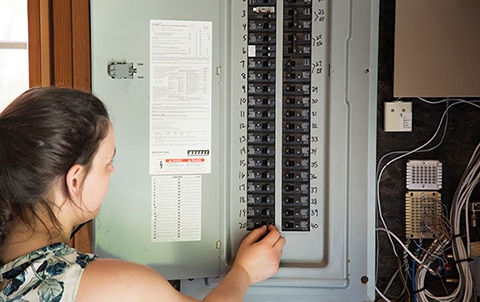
xmin=232 ymin=225 xmax=286 ymax=285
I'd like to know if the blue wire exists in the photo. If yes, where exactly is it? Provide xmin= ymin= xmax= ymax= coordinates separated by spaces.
xmin=412 ymin=260 xmax=417 ymax=302
xmin=412 ymin=241 xmax=423 ymax=302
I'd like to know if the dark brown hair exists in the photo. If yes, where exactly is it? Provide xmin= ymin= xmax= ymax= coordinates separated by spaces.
xmin=0 ymin=86 xmax=110 ymax=246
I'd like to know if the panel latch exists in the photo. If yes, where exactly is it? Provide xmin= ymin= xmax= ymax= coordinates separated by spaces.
xmin=107 ymin=61 xmax=137 ymax=79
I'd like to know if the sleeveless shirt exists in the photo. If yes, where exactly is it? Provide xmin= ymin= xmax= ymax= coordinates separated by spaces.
xmin=0 ymin=242 xmax=96 ymax=302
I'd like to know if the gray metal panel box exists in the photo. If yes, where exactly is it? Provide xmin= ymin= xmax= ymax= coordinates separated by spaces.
xmin=91 ymin=0 xmax=378 ymax=300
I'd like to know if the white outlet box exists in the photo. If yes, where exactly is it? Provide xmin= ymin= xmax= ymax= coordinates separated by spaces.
xmin=384 ymin=101 xmax=412 ymax=132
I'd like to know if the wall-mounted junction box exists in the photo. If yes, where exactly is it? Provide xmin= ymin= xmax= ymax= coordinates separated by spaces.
xmin=384 ymin=101 xmax=412 ymax=132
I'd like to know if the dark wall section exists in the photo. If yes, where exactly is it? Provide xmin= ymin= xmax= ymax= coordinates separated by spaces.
xmin=376 ymin=0 xmax=480 ymax=299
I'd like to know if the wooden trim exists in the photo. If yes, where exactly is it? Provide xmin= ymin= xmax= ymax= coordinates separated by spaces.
xmin=27 ymin=0 xmax=53 ymax=87
xmin=39 ymin=0 xmax=52 ymax=86
xmin=72 ymin=0 xmax=91 ymax=92
xmin=27 ymin=0 xmax=42 ymax=87
xmin=52 ymin=0 xmax=73 ymax=87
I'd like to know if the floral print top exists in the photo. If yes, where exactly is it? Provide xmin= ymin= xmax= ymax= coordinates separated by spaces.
xmin=0 ymin=242 xmax=96 ymax=302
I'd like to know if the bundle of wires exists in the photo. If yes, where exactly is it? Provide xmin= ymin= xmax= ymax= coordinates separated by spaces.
xmin=376 ymin=98 xmax=480 ymax=302
xmin=414 ymin=141 xmax=480 ymax=302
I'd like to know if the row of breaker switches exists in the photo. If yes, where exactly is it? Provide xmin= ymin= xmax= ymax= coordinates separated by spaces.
xmin=282 ymin=0 xmax=312 ymax=231
xmin=246 ymin=1 xmax=277 ymax=230
xmin=246 ymin=0 xmax=313 ymax=232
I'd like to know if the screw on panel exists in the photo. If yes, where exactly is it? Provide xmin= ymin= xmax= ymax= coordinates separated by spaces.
xmin=360 ymin=276 xmax=369 ymax=284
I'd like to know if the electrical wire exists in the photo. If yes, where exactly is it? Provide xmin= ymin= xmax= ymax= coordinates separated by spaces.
xmin=381 ymin=257 xmax=410 ymax=300
xmin=377 ymin=228 xmax=436 ymax=273
xmin=376 ymin=98 xmax=480 ymax=301
xmin=377 ymin=99 xmax=451 ymax=258
xmin=412 ymin=139 xmax=480 ymax=301
xmin=375 ymin=286 xmax=393 ymax=302
xmin=376 ymin=98 xmax=451 ymax=287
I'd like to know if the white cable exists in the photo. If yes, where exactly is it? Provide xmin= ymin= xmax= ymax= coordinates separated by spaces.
xmin=382 ymin=267 xmax=401 ymax=296
xmin=376 ymin=100 xmax=453 ymax=258
xmin=376 ymin=228 xmax=435 ymax=272
xmin=417 ymin=141 xmax=480 ymax=302
xmin=375 ymin=286 xmax=393 ymax=302
xmin=376 ymin=98 xmax=453 ymax=298
xmin=376 ymin=98 xmax=480 ymax=301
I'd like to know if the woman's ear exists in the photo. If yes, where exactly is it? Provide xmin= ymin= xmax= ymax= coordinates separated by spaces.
xmin=65 ymin=164 xmax=84 ymax=201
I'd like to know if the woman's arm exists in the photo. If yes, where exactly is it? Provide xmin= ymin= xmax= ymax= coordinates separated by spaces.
xmin=204 ymin=225 xmax=285 ymax=302
xmin=77 ymin=225 xmax=285 ymax=302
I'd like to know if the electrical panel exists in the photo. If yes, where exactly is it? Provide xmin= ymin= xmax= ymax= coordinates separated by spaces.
xmin=91 ymin=0 xmax=378 ymax=301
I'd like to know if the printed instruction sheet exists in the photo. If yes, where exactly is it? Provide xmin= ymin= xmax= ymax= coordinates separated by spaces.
xmin=149 ymin=19 xmax=213 ymax=175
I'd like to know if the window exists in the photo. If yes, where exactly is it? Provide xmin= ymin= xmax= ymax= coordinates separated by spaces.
xmin=0 ymin=0 xmax=29 ymax=110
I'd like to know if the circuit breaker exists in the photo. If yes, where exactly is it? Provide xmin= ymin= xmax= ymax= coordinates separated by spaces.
xmin=91 ymin=0 xmax=378 ymax=301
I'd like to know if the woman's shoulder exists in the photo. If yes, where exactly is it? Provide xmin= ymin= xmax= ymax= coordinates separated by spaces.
xmin=77 ymin=258 xmax=198 ymax=302
xmin=0 ymin=242 xmax=96 ymax=302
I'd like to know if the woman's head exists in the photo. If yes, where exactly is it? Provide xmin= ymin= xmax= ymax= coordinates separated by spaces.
xmin=0 ymin=86 xmax=111 ymax=245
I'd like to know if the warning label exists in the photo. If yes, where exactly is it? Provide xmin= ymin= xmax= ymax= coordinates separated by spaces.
xmin=154 ymin=158 xmax=207 ymax=174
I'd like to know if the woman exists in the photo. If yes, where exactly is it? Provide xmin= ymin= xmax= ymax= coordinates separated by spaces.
xmin=0 ymin=87 xmax=285 ymax=301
